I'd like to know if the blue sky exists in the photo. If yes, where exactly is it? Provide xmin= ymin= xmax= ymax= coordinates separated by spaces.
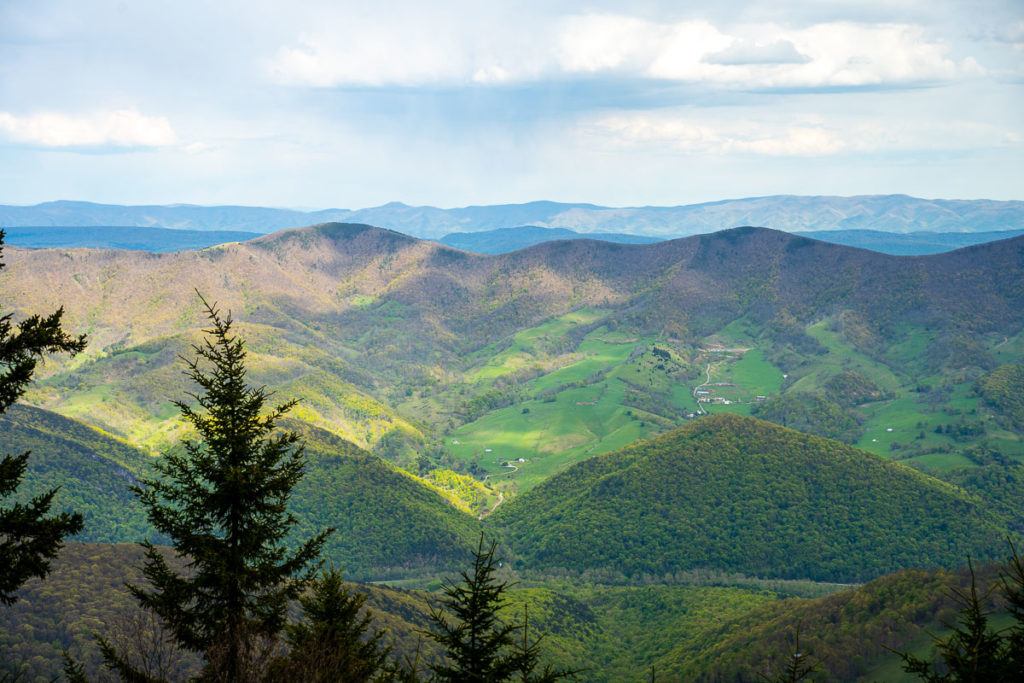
xmin=1 ymin=0 xmax=1022 ymax=208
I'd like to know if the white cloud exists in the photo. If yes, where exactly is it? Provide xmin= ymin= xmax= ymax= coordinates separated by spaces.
xmin=584 ymin=112 xmax=1019 ymax=157
xmin=268 ymin=14 xmax=981 ymax=91
xmin=0 ymin=109 xmax=177 ymax=148
xmin=704 ymin=39 xmax=810 ymax=65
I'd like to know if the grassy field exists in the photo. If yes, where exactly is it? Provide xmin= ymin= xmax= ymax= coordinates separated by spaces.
xmin=467 ymin=308 xmax=608 ymax=382
xmin=448 ymin=323 xmax=702 ymax=490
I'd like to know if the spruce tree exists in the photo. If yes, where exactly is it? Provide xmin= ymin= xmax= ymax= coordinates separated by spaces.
xmin=758 ymin=624 xmax=817 ymax=683
xmin=425 ymin=535 xmax=523 ymax=682
xmin=897 ymin=560 xmax=1009 ymax=682
xmin=106 ymin=295 xmax=331 ymax=681
xmin=270 ymin=566 xmax=393 ymax=682
xmin=0 ymin=228 xmax=86 ymax=605
xmin=999 ymin=541 xmax=1024 ymax=677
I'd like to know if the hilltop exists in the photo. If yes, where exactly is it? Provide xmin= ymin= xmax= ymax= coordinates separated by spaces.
xmin=4 ymin=194 xmax=1024 ymax=237
xmin=3 ymin=223 xmax=1022 ymax=488
xmin=439 ymin=226 xmax=664 ymax=253
xmin=493 ymin=414 xmax=1009 ymax=582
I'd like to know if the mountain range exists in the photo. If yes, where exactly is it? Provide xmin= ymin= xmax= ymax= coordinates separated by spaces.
xmin=4 ymin=194 xmax=1024 ymax=238
xmin=3 ymin=219 xmax=1024 ymax=679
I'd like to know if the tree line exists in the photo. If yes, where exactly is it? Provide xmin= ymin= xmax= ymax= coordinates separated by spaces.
xmin=0 ymin=226 xmax=575 ymax=681
xmin=2 ymin=228 xmax=1023 ymax=681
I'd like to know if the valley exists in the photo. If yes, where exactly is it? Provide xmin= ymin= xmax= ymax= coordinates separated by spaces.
xmin=2 ymin=222 xmax=1023 ymax=680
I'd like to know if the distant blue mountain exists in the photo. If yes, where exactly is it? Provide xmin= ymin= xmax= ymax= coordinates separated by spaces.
xmin=439 ymin=226 xmax=664 ymax=254
xmin=2 ymin=226 xmax=258 ymax=252
xmin=3 ymin=195 xmax=1023 ymax=239
xmin=797 ymin=229 xmax=1024 ymax=256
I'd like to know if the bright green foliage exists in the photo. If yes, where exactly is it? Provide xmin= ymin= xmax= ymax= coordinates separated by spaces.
xmin=287 ymin=424 xmax=479 ymax=580
xmin=495 ymin=415 xmax=1009 ymax=582
xmin=3 ymin=405 xmax=479 ymax=581
xmin=112 ymin=297 xmax=330 ymax=681
xmin=0 ymin=229 xmax=86 ymax=606
xmin=0 ymin=405 xmax=153 ymax=542
xmin=512 ymin=605 xmax=579 ymax=683
xmin=424 ymin=468 xmax=498 ymax=516
xmin=978 ymin=364 xmax=1024 ymax=431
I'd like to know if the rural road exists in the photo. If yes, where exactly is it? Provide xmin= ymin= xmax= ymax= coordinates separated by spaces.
xmin=693 ymin=362 xmax=712 ymax=415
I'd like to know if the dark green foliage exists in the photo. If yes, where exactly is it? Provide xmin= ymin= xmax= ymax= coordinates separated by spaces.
xmin=750 ymin=392 xmax=863 ymax=443
xmin=269 ymin=566 xmax=394 ymax=682
xmin=115 ymin=297 xmax=330 ymax=680
xmin=756 ymin=625 xmax=817 ymax=682
xmin=3 ymin=407 xmax=478 ymax=581
xmin=1004 ymin=543 xmax=1024 ymax=674
xmin=895 ymin=554 xmax=1023 ymax=682
xmin=287 ymin=422 xmax=478 ymax=580
xmin=495 ymin=415 xmax=1009 ymax=582
xmin=0 ymin=229 xmax=86 ymax=605
xmin=821 ymin=370 xmax=888 ymax=407
xmin=945 ymin=465 xmax=1024 ymax=534
xmin=426 ymin=536 xmax=530 ymax=682
xmin=977 ymin=364 xmax=1024 ymax=431
xmin=0 ymin=405 xmax=153 ymax=542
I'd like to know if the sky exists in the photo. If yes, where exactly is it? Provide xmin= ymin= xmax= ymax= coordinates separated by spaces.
xmin=0 ymin=0 xmax=1022 ymax=209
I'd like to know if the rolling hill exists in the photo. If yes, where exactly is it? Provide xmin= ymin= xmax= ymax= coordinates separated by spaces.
xmin=1 ymin=404 xmax=479 ymax=580
xmin=3 ymin=223 xmax=1023 ymax=491
xmin=5 ymin=195 xmax=1024 ymax=238
xmin=3 ymin=541 xmax=1011 ymax=682
xmin=797 ymin=228 xmax=1024 ymax=255
xmin=493 ymin=414 xmax=1010 ymax=582
xmin=0 ymin=404 xmax=154 ymax=542
xmin=439 ymin=226 xmax=664 ymax=253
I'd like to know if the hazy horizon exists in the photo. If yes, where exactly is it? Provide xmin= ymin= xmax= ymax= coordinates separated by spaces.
xmin=2 ymin=1 xmax=1022 ymax=208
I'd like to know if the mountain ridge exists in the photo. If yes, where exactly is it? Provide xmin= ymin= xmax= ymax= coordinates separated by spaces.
xmin=5 ymin=194 xmax=1023 ymax=238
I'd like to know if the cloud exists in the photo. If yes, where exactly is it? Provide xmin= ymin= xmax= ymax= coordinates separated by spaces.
xmin=704 ymin=39 xmax=810 ymax=65
xmin=0 ymin=109 xmax=177 ymax=149
xmin=584 ymin=112 xmax=1020 ymax=157
xmin=588 ymin=115 xmax=845 ymax=156
xmin=268 ymin=14 xmax=980 ymax=91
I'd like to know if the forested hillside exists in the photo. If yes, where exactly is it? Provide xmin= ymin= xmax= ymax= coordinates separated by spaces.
xmin=0 ymin=406 xmax=480 ymax=580
xmin=494 ymin=415 xmax=1010 ymax=582
xmin=2 ymin=221 xmax=1023 ymax=680
xmin=3 ymin=222 xmax=1022 ymax=505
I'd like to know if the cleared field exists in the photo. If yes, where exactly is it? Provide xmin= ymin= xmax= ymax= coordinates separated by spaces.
xmin=467 ymin=308 xmax=608 ymax=382
xmin=447 ymin=379 xmax=657 ymax=490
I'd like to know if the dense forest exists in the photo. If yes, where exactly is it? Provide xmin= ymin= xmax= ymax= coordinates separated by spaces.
xmin=494 ymin=415 xmax=1010 ymax=582
xmin=2 ymin=225 xmax=1024 ymax=680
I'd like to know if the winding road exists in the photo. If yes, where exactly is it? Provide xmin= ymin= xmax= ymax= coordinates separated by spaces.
xmin=693 ymin=362 xmax=712 ymax=415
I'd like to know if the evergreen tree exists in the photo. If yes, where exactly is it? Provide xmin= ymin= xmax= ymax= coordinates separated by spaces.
xmin=999 ymin=542 xmax=1024 ymax=677
xmin=104 ymin=295 xmax=331 ymax=682
xmin=758 ymin=624 xmax=817 ymax=683
xmin=269 ymin=566 xmax=393 ymax=682
xmin=425 ymin=535 xmax=523 ymax=682
xmin=0 ymin=228 xmax=86 ymax=605
xmin=897 ymin=560 xmax=1009 ymax=682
